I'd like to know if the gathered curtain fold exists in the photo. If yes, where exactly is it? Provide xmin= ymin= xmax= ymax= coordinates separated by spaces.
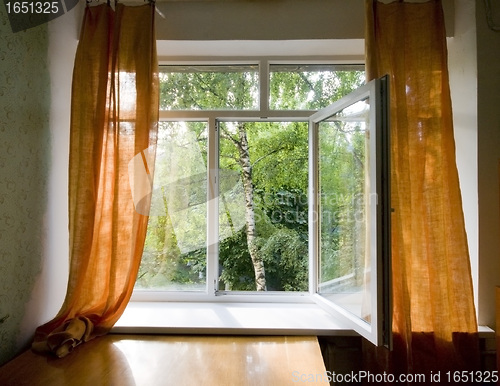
xmin=32 ymin=3 xmax=159 ymax=358
xmin=364 ymin=0 xmax=479 ymax=380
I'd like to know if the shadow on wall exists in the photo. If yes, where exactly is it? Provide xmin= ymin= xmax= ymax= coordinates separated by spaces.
xmin=0 ymin=7 xmax=51 ymax=366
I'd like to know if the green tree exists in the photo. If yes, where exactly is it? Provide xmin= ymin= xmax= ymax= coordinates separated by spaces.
xmin=219 ymin=121 xmax=309 ymax=291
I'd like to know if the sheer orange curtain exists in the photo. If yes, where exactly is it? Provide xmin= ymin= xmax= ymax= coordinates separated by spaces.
xmin=364 ymin=0 xmax=479 ymax=380
xmin=32 ymin=3 xmax=159 ymax=358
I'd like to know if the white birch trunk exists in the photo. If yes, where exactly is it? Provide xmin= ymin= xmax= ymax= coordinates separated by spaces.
xmin=237 ymin=123 xmax=266 ymax=291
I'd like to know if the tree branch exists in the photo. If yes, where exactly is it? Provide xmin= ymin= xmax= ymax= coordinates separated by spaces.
xmin=252 ymin=145 xmax=287 ymax=167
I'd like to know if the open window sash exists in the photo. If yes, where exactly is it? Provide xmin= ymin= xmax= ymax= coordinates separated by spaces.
xmin=308 ymin=76 xmax=391 ymax=347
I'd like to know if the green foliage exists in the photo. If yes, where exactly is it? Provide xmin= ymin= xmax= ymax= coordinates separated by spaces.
xmin=259 ymin=228 xmax=308 ymax=291
xmin=219 ymin=227 xmax=308 ymax=292
xmin=159 ymin=66 xmax=258 ymax=110
xmin=136 ymin=208 xmax=207 ymax=290
xmin=270 ymin=68 xmax=365 ymax=110
xmin=219 ymin=229 xmax=255 ymax=291
xmin=318 ymin=119 xmax=367 ymax=284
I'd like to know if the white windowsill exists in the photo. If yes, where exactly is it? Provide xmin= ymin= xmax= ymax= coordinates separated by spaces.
xmin=112 ymin=301 xmax=357 ymax=336
xmin=112 ymin=301 xmax=495 ymax=339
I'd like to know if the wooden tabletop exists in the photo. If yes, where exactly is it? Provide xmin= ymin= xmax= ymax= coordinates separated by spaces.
xmin=0 ymin=334 xmax=330 ymax=385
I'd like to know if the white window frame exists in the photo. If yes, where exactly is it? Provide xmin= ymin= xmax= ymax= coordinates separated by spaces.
xmin=124 ymin=57 xmax=391 ymax=346
xmin=134 ymin=58 xmax=365 ymax=301
xmin=309 ymin=77 xmax=391 ymax=347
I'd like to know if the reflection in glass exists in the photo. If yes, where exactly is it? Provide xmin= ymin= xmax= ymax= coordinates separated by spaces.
xmin=318 ymin=98 xmax=372 ymax=322
xmin=136 ymin=122 xmax=208 ymax=291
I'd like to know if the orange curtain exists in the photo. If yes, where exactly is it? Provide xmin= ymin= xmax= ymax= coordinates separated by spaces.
xmin=32 ymin=3 xmax=158 ymax=358
xmin=364 ymin=0 xmax=479 ymax=380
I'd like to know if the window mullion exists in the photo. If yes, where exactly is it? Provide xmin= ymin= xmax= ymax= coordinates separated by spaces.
xmin=206 ymin=116 xmax=219 ymax=296
xmin=259 ymin=59 xmax=270 ymax=114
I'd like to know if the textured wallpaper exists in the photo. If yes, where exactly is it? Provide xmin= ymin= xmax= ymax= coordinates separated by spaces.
xmin=0 ymin=8 xmax=50 ymax=365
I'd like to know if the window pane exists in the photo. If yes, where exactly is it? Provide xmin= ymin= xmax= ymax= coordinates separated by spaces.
xmin=159 ymin=65 xmax=259 ymax=110
xmin=135 ymin=122 xmax=208 ymax=291
xmin=269 ymin=64 xmax=365 ymax=110
xmin=318 ymin=99 xmax=372 ymax=322
xmin=218 ymin=121 xmax=308 ymax=291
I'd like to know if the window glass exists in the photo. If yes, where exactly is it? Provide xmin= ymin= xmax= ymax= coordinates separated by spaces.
xmin=318 ymin=98 xmax=372 ymax=322
xmin=159 ymin=65 xmax=259 ymax=110
xmin=135 ymin=121 xmax=208 ymax=291
xmin=269 ymin=64 xmax=365 ymax=110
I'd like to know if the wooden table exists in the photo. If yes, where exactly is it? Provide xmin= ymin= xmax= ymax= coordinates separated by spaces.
xmin=0 ymin=335 xmax=330 ymax=385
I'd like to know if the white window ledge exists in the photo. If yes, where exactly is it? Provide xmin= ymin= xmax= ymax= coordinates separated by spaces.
xmin=112 ymin=301 xmax=357 ymax=336
xmin=112 ymin=301 xmax=495 ymax=339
